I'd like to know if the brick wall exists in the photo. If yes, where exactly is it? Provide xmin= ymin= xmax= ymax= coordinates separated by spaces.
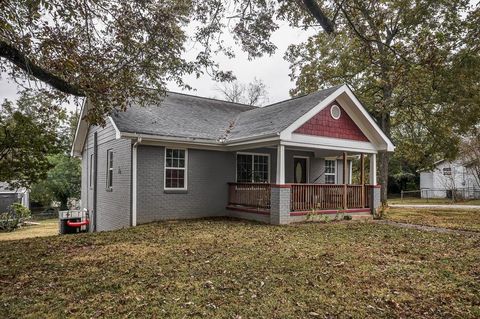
xmin=136 ymin=146 xmax=235 ymax=223
xmin=81 ymin=121 xmax=132 ymax=232
xmin=295 ymin=101 xmax=369 ymax=142
xmin=270 ymin=186 xmax=291 ymax=224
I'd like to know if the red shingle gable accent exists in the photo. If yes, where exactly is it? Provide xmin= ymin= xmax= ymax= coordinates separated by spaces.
xmin=294 ymin=101 xmax=369 ymax=142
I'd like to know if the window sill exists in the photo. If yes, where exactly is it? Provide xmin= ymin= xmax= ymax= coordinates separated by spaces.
xmin=164 ymin=189 xmax=188 ymax=194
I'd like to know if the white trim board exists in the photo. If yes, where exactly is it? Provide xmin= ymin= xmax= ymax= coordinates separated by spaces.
xmin=109 ymin=116 xmax=121 ymax=139
xmin=279 ymin=85 xmax=394 ymax=152
xmin=286 ymin=134 xmax=378 ymax=153
xmin=163 ymin=147 xmax=188 ymax=191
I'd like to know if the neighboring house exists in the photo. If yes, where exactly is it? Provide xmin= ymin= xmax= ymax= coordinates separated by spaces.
xmin=72 ymin=84 xmax=394 ymax=231
xmin=0 ymin=182 xmax=30 ymax=213
xmin=420 ymin=159 xmax=480 ymax=199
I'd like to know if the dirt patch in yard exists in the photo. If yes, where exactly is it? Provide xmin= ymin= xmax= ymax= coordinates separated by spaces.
xmin=0 ymin=218 xmax=479 ymax=318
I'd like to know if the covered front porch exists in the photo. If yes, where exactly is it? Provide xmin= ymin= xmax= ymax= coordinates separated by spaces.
xmin=226 ymin=144 xmax=381 ymax=224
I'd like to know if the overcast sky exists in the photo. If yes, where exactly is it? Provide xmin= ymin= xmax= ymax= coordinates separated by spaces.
xmin=0 ymin=22 xmax=317 ymax=111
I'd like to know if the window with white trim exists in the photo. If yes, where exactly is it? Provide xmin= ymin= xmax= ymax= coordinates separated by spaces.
xmin=236 ymin=153 xmax=269 ymax=183
xmin=324 ymin=159 xmax=336 ymax=184
xmin=106 ymin=149 xmax=113 ymax=189
xmin=165 ymin=148 xmax=187 ymax=189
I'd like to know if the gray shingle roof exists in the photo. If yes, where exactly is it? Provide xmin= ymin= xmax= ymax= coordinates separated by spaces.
xmin=111 ymin=85 xmax=342 ymax=142
xmin=112 ymin=92 xmax=254 ymax=141
xmin=228 ymin=85 xmax=341 ymax=141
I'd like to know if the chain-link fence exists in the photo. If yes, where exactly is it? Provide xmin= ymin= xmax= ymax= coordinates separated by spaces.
xmin=400 ymin=188 xmax=480 ymax=201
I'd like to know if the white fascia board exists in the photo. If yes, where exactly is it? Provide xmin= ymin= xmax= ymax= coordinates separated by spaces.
xmin=286 ymin=134 xmax=378 ymax=154
xmin=119 ymin=131 xmax=280 ymax=151
xmin=120 ymin=132 xmax=223 ymax=149
xmin=279 ymin=84 xmax=395 ymax=152
xmin=280 ymin=85 xmax=347 ymax=139
xmin=342 ymin=87 xmax=395 ymax=152
xmin=108 ymin=116 xmax=121 ymax=139
xmin=70 ymin=98 xmax=88 ymax=157
xmin=224 ymin=135 xmax=279 ymax=148
xmin=120 ymin=132 xmax=219 ymax=145
xmin=223 ymin=133 xmax=279 ymax=144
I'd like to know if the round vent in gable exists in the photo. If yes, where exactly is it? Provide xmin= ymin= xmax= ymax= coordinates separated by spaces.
xmin=330 ymin=104 xmax=341 ymax=120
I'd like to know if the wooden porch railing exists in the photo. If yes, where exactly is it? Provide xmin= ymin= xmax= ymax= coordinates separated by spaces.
xmin=227 ymin=183 xmax=375 ymax=212
xmin=227 ymin=183 xmax=271 ymax=209
xmin=290 ymin=184 xmax=372 ymax=212
xmin=346 ymin=185 xmax=363 ymax=208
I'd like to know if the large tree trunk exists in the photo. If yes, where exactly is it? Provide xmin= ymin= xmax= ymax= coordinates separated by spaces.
xmin=378 ymin=151 xmax=389 ymax=204
xmin=378 ymin=99 xmax=391 ymax=204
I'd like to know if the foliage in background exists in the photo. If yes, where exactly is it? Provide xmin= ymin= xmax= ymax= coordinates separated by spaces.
xmin=460 ymin=130 xmax=480 ymax=189
xmin=0 ymin=202 xmax=31 ymax=232
xmin=0 ymin=0 xmax=282 ymax=123
xmin=0 ymin=92 xmax=65 ymax=188
xmin=0 ymin=90 xmax=81 ymax=205
xmin=30 ymin=154 xmax=81 ymax=210
xmin=2 ymin=0 xmax=479 ymax=199
xmin=284 ymin=0 xmax=480 ymax=200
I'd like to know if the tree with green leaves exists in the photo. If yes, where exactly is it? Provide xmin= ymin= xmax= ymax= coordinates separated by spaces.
xmin=0 ymin=0 xmax=375 ymax=124
xmin=30 ymin=154 xmax=81 ymax=210
xmin=2 ymin=0 xmax=479 ymax=202
xmin=284 ymin=1 xmax=480 ymax=201
xmin=0 ymin=92 xmax=65 ymax=188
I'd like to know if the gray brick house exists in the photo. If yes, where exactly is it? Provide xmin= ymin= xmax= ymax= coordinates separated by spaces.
xmin=72 ymin=84 xmax=394 ymax=231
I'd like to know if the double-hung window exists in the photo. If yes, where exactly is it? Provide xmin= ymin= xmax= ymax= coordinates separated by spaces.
xmin=324 ymin=159 xmax=336 ymax=184
xmin=236 ymin=153 xmax=269 ymax=183
xmin=106 ymin=149 xmax=113 ymax=189
xmin=165 ymin=148 xmax=187 ymax=189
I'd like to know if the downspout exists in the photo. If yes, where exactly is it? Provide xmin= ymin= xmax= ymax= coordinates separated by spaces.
xmin=131 ymin=137 xmax=142 ymax=227
xmin=93 ymin=132 xmax=98 ymax=232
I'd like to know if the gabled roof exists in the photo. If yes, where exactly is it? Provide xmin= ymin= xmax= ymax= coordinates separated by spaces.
xmin=227 ymin=86 xmax=342 ymax=141
xmin=112 ymin=92 xmax=254 ymax=141
xmin=111 ymin=85 xmax=343 ymax=142
xmin=72 ymin=84 xmax=395 ymax=155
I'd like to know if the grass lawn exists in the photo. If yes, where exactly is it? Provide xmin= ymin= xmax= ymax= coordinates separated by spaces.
xmin=385 ymin=207 xmax=480 ymax=232
xmin=0 ymin=219 xmax=58 ymax=241
xmin=1 ymin=219 xmax=479 ymax=318
xmin=388 ymin=197 xmax=480 ymax=205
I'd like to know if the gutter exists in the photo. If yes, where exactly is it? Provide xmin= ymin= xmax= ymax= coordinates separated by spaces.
xmin=119 ymin=131 xmax=281 ymax=148
xmin=131 ymin=137 xmax=142 ymax=227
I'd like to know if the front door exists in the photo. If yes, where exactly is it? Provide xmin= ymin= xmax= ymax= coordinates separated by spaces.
xmin=294 ymin=157 xmax=308 ymax=183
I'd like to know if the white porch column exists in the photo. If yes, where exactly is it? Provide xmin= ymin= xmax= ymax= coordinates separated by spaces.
xmin=276 ymin=144 xmax=285 ymax=184
xmin=369 ymin=153 xmax=377 ymax=185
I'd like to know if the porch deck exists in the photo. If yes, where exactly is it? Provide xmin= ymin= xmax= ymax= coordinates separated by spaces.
xmin=227 ymin=182 xmax=375 ymax=216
